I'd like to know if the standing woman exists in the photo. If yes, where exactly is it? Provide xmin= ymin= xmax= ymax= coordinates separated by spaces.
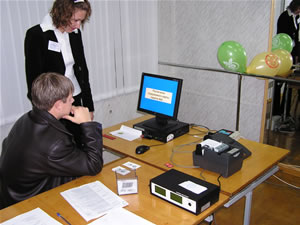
xmin=25 ymin=0 xmax=94 ymax=120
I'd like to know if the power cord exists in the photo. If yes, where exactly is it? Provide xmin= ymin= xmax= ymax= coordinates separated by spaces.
xmin=190 ymin=123 xmax=211 ymax=131
xmin=272 ymin=175 xmax=300 ymax=189
xmin=280 ymin=163 xmax=300 ymax=168
xmin=264 ymin=163 xmax=300 ymax=189
xmin=169 ymin=123 xmax=211 ymax=168
xmin=189 ymin=123 xmax=212 ymax=138
xmin=148 ymin=143 xmax=165 ymax=148
xmin=217 ymin=174 xmax=222 ymax=189
xmin=170 ymin=142 xmax=201 ymax=168
xmin=200 ymin=170 xmax=206 ymax=181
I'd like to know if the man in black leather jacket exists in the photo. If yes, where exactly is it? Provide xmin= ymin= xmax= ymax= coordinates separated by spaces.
xmin=0 ymin=72 xmax=103 ymax=209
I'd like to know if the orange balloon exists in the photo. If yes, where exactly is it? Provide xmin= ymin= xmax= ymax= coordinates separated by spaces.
xmin=272 ymin=49 xmax=293 ymax=77
xmin=246 ymin=52 xmax=281 ymax=77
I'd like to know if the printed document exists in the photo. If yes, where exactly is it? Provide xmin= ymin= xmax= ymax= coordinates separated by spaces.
xmin=1 ymin=208 xmax=62 ymax=225
xmin=88 ymin=207 xmax=155 ymax=225
xmin=60 ymin=181 xmax=128 ymax=221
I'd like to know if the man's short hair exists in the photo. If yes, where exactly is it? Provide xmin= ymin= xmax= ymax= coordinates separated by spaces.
xmin=31 ymin=72 xmax=74 ymax=111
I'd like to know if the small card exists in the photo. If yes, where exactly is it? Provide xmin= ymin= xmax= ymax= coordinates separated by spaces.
xmin=112 ymin=166 xmax=130 ymax=175
xmin=117 ymin=179 xmax=138 ymax=195
xmin=123 ymin=161 xmax=141 ymax=170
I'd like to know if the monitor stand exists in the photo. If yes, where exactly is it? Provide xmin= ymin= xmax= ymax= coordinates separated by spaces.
xmin=143 ymin=116 xmax=177 ymax=130
xmin=133 ymin=117 xmax=189 ymax=143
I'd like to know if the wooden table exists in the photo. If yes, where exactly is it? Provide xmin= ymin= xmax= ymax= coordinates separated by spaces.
xmin=103 ymin=115 xmax=290 ymax=225
xmin=0 ymin=157 xmax=229 ymax=225
xmin=103 ymin=116 xmax=289 ymax=194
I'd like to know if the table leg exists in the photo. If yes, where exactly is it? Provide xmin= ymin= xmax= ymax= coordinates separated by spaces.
xmin=243 ymin=191 xmax=253 ymax=225
xmin=204 ymin=215 xmax=213 ymax=223
xmin=283 ymin=83 xmax=289 ymax=121
xmin=224 ymin=166 xmax=278 ymax=225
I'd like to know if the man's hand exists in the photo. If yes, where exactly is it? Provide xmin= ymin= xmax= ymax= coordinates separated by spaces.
xmin=63 ymin=106 xmax=92 ymax=124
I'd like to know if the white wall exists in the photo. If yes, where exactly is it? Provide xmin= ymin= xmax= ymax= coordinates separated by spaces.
xmin=158 ymin=0 xmax=281 ymax=142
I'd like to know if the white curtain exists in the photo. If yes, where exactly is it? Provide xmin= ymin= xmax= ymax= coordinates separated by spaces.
xmin=0 ymin=0 xmax=158 ymax=153
xmin=84 ymin=0 xmax=158 ymax=100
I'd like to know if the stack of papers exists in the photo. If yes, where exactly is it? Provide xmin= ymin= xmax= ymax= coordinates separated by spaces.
xmin=60 ymin=181 xmax=128 ymax=221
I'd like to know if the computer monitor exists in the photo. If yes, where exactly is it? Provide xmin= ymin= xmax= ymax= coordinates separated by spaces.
xmin=137 ymin=72 xmax=183 ymax=130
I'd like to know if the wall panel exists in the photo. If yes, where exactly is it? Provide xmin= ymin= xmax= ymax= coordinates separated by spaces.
xmin=158 ymin=0 xmax=272 ymax=141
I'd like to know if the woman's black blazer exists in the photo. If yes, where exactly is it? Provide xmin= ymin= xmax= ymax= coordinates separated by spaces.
xmin=24 ymin=25 xmax=94 ymax=111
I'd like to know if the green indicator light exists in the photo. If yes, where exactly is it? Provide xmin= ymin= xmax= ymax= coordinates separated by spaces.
xmin=155 ymin=185 xmax=166 ymax=196
xmin=170 ymin=192 xmax=182 ymax=204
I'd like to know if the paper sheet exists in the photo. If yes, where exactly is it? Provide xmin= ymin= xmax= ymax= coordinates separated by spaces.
xmin=110 ymin=125 xmax=142 ymax=141
xmin=2 ymin=208 xmax=62 ymax=225
xmin=179 ymin=180 xmax=207 ymax=194
xmin=88 ymin=207 xmax=155 ymax=225
xmin=60 ymin=181 xmax=128 ymax=221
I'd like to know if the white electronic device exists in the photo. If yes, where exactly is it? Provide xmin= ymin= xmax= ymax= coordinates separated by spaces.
xmin=200 ymin=139 xmax=230 ymax=154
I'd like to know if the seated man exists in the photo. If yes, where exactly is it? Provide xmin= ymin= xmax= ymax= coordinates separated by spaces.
xmin=0 ymin=72 xmax=103 ymax=208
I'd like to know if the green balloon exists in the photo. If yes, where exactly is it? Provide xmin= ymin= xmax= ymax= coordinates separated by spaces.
xmin=217 ymin=41 xmax=247 ymax=73
xmin=272 ymin=33 xmax=293 ymax=53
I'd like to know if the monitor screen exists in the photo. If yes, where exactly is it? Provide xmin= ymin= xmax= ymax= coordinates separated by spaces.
xmin=137 ymin=72 xmax=183 ymax=126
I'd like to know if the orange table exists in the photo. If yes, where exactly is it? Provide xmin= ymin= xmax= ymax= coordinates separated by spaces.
xmin=103 ymin=115 xmax=290 ymax=225
xmin=0 ymin=157 xmax=229 ymax=225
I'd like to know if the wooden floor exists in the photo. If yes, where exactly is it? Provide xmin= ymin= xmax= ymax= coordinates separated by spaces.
xmin=209 ymin=171 xmax=300 ymax=225
xmin=200 ymin=118 xmax=300 ymax=224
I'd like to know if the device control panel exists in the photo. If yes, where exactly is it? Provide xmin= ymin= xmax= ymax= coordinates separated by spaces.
xmin=151 ymin=183 xmax=197 ymax=213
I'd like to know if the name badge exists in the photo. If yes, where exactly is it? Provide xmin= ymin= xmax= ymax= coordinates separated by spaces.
xmin=48 ymin=40 xmax=61 ymax=52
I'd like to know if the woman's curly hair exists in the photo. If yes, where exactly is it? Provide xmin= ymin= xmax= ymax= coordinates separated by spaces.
xmin=50 ymin=0 xmax=91 ymax=29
